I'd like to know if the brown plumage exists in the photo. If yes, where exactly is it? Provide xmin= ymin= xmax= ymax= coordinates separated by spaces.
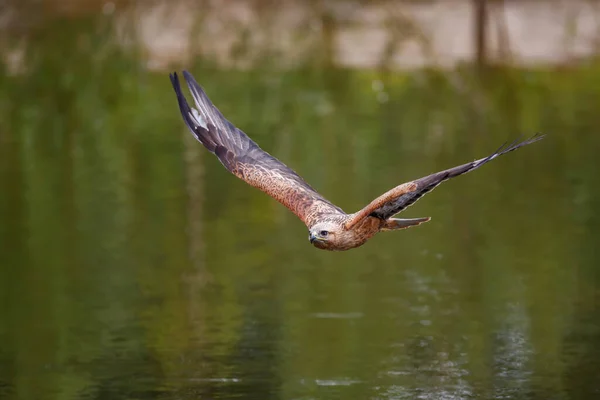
xmin=170 ymin=71 xmax=545 ymax=251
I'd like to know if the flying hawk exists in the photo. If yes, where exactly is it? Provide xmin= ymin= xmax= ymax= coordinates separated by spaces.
xmin=170 ymin=71 xmax=544 ymax=251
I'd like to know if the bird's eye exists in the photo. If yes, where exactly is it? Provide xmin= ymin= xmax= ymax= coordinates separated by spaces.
xmin=320 ymin=230 xmax=328 ymax=237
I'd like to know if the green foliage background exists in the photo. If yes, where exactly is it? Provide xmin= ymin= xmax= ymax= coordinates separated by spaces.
xmin=1 ymin=12 xmax=599 ymax=400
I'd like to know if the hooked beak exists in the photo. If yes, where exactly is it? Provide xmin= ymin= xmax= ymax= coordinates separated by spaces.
xmin=309 ymin=232 xmax=317 ymax=243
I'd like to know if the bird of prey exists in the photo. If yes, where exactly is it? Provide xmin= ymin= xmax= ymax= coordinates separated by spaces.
xmin=170 ymin=71 xmax=544 ymax=251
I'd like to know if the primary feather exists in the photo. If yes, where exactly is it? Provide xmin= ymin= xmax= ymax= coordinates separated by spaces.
xmin=369 ymin=134 xmax=545 ymax=220
xmin=170 ymin=71 xmax=343 ymax=227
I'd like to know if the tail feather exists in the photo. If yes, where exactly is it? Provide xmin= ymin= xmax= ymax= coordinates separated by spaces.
xmin=382 ymin=217 xmax=431 ymax=231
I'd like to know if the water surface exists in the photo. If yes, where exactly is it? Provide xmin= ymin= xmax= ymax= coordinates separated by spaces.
xmin=1 ymin=45 xmax=599 ymax=399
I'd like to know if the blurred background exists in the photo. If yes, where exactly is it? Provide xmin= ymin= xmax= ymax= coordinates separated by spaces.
xmin=0 ymin=0 xmax=599 ymax=399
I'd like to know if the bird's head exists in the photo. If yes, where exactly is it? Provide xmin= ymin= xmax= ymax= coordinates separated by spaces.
xmin=308 ymin=222 xmax=346 ymax=251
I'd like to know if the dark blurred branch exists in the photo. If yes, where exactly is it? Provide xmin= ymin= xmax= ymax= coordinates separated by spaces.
xmin=321 ymin=9 xmax=336 ymax=68
xmin=473 ymin=0 xmax=488 ymax=67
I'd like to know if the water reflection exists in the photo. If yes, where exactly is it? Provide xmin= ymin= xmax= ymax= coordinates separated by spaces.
xmin=2 ymin=30 xmax=600 ymax=400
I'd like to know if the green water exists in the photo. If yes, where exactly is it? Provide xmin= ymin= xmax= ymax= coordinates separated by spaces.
xmin=1 ymin=17 xmax=600 ymax=400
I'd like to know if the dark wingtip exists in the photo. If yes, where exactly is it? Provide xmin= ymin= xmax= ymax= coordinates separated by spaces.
xmin=527 ymin=132 xmax=547 ymax=144
xmin=169 ymin=71 xmax=191 ymax=123
xmin=182 ymin=70 xmax=200 ymax=92
xmin=468 ymin=132 xmax=545 ymax=172
xmin=170 ymin=71 xmax=199 ymax=135
xmin=169 ymin=70 xmax=218 ymax=152
xmin=169 ymin=71 xmax=179 ymax=88
xmin=485 ymin=133 xmax=545 ymax=161
xmin=182 ymin=70 xmax=196 ymax=85
xmin=499 ymin=132 xmax=546 ymax=155
xmin=181 ymin=70 xmax=212 ymax=111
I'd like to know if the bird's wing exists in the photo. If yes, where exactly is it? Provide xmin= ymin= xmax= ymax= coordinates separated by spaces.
xmin=170 ymin=71 xmax=344 ymax=228
xmin=345 ymin=134 xmax=545 ymax=229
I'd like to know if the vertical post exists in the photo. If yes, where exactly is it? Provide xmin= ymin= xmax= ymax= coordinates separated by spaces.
xmin=474 ymin=0 xmax=488 ymax=67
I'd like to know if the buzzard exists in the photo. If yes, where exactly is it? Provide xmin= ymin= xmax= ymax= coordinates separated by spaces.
xmin=170 ymin=71 xmax=544 ymax=251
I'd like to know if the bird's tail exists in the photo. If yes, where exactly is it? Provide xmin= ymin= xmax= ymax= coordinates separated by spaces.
xmin=382 ymin=217 xmax=431 ymax=231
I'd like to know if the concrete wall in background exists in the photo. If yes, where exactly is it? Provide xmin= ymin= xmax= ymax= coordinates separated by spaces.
xmin=3 ymin=0 xmax=600 ymax=71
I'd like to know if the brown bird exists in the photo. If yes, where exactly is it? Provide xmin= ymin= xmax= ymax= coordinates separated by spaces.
xmin=170 ymin=71 xmax=544 ymax=251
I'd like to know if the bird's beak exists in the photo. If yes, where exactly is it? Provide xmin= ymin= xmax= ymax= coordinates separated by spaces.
xmin=309 ymin=232 xmax=317 ymax=243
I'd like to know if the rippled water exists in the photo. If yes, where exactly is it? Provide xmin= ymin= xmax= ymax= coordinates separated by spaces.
xmin=1 ymin=61 xmax=600 ymax=399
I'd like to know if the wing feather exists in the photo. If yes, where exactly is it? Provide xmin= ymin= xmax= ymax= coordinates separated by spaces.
xmin=170 ymin=71 xmax=343 ymax=227
xmin=347 ymin=134 xmax=545 ymax=226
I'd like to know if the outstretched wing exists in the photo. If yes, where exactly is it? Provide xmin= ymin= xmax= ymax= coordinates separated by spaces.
xmin=170 ymin=71 xmax=344 ymax=227
xmin=345 ymin=134 xmax=545 ymax=229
